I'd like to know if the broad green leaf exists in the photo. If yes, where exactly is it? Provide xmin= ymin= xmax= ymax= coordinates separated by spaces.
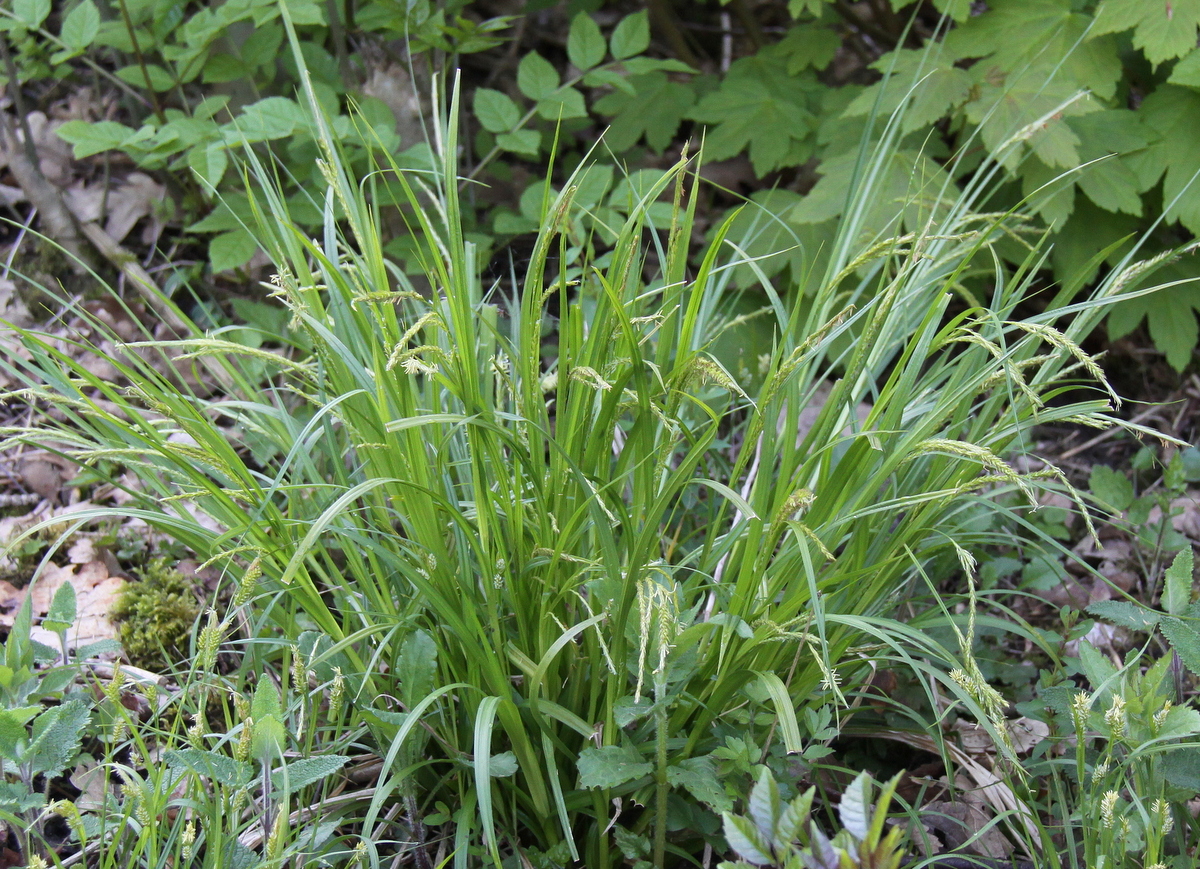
xmin=1170 ymin=47 xmax=1200 ymax=87
xmin=251 ymin=677 xmax=282 ymax=721
xmin=473 ymin=88 xmax=520 ymax=133
xmin=839 ymin=772 xmax=871 ymax=841
xmin=485 ymin=751 xmax=518 ymax=777
xmin=115 ymin=63 xmax=175 ymax=92
xmin=594 ymin=72 xmax=695 ymax=153
xmin=517 ymin=52 xmax=559 ymax=100
xmin=1132 ymin=86 xmax=1200 ymax=235
xmin=1076 ymin=639 xmax=1119 ymax=698
xmin=1085 ymin=600 xmax=1159 ymax=632
xmin=224 ymin=96 xmax=306 ymax=144
xmin=748 ymin=768 xmax=782 ymax=837
xmin=568 ymin=13 xmax=605 ymax=70
xmin=496 ymin=129 xmax=540 ymax=156
xmin=577 ymin=744 xmax=652 ymax=788
xmin=209 ymin=228 xmax=258 ymax=272
xmin=961 ymin=67 xmax=1091 ymax=170
xmin=794 ymin=148 xmax=953 ymax=236
xmin=12 ymin=0 xmax=50 ymax=28
xmin=55 ymin=120 xmax=138 ymax=158
xmin=28 ymin=700 xmax=89 ymax=777
xmin=776 ymin=26 xmax=840 ymax=73
xmin=271 ymin=755 xmax=349 ymax=794
xmin=398 ymin=629 xmax=437 ymax=710
xmin=610 ymin=11 xmax=650 ymax=60
xmin=42 ymin=581 xmax=76 ymax=634
xmin=189 ymin=141 xmax=228 ymax=190
xmin=667 ymin=757 xmax=732 ymax=812
xmin=535 ymin=86 xmax=587 ymax=121
xmin=1093 ymin=0 xmax=1200 ymax=66
xmin=846 ymin=45 xmax=972 ymax=134
xmin=60 ymin=0 xmax=100 ymax=51
xmin=1089 ymin=464 xmax=1134 ymax=511
xmin=166 ymin=748 xmax=253 ymax=786
xmin=252 ymin=714 xmax=287 ymax=760
xmin=0 ymin=781 xmax=45 ymax=814
xmin=722 ymin=813 xmax=773 ymax=865
xmin=947 ymin=0 xmax=1122 ymax=100
xmin=1165 ymin=548 xmax=1194 ymax=616
xmin=0 ymin=707 xmax=39 ymax=760
xmin=1158 ymin=705 xmax=1200 ymax=739
xmin=1161 ymin=616 xmax=1200 ymax=677
xmin=1105 ymin=275 xmax=1200 ymax=372
xmin=688 ymin=51 xmax=818 ymax=175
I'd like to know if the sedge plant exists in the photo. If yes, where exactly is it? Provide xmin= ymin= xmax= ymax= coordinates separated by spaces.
xmin=1 ymin=28 xmax=1190 ymax=868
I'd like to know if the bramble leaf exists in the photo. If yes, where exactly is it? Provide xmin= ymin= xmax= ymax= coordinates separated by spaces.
xmin=577 ymin=743 xmax=653 ymax=788
xmin=610 ymin=11 xmax=649 ymax=60
xmin=474 ymin=88 xmax=520 ymax=133
xmin=1093 ymin=0 xmax=1200 ymax=66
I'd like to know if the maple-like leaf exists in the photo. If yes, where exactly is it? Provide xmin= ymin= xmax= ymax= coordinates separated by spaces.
xmin=845 ymin=45 xmax=972 ymax=133
xmin=688 ymin=49 xmax=819 ymax=176
xmin=793 ymin=148 xmax=954 ymax=238
xmin=946 ymin=0 xmax=1122 ymax=100
xmin=1126 ymin=85 xmax=1200 ymax=234
xmin=961 ymin=64 xmax=1094 ymax=170
xmin=1093 ymin=0 xmax=1200 ymax=66
xmin=594 ymin=71 xmax=695 ymax=153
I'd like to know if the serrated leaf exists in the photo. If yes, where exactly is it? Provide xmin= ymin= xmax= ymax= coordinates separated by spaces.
xmin=115 ymin=63 xmax=175 ymax=92
xmin=595 ymin=72 xmax=695 ymax=153
xmin=577 ymin=744 xmax=653 ymax=789
xmin=1166 ymin=548 xmax=1195 ymax=616
xmin=517 ymin=52 xmax=559 ymax=100
xmin=28 ymin=700 xmax=89 ymax=777
xmin=189 ymin=141 xmax=228 ymax=190
xmin=224 ymin=96 xmax=305 ymax=144
xmin=60 ymin=0 xmax=100 ymax=50
xmin=0 ymin=781 xmax=45 ymax=814
xmin=535 ymin=86 xmax=587 ymax=121
xmin=271 ymin=754 xmax=349 ymax=794
xmin=1134 ymin=86 xmax=1200 ymax=235
xmin=1086 ymin=600 xmax=1160 ymax=631
xmin=55 ymin=120 xmax=138 ymax=158
xmin=947 ymin=0 xmax=1122 ymax=100
xmin=398 ymin=629 xmax=437 ymax=710
xmin=42 ymin=580 xmax=77 ymax=634
xmin=251 ymin=677 xmax=282 ymax=721
xmin=473 ymin=88 xmax=520 ymax=133
xmin=846 ymin=44 xmax=971 ymax=133
xmin=777 ymin=787 xmax=814 ymax=846
xmin=13 ymin=0 xmax=50 ymax=28
xmin=496 ymin=129 xmax=540 ymax=156
xmin=1170 ymin=46 xmax=1200 ymax=87
xmin=1161 ymin=616 xmax=1200 ymax=678
xmin=252 ymin=714 xmax=287 ymax=760
xmin=166 ymin=747 xmax=253 ymax=787
xmin=839 ymin=772 xmax=871 ymax=841
xmin=688 ymin=51 xmax=817 ymax=175
xmin=748 ymin=767 xmax=781 ymax=838
xmin=1159 ymin=705 xmax=1200 ymax=739
xmin=1089 ymin=464 xmax=1134 ymax=511
xmin=667 ymin=756 xmax=733 ymax=812
xmin=610 ymin=11 xmax=650 ymax=60
xmin=722 ymin=813 xmax=774 ymax=866
xmin=485 ymin=751 xmax=518 ymax=777
xmin=1093 ymin=0 xmax=1200 ymax=66
xmin=209 ymin=228 xmax=258 ymax=273
xmin=568 ymin=13 xmax=605 ymax=70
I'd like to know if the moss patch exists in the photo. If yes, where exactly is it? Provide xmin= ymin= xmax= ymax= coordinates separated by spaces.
xmin=111 ymin=558 xmax=199 ymax=670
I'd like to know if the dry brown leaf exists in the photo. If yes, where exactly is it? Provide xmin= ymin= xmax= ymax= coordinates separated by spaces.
xmin=104 ymin=172 xmax=167 ymax=244
xmin=27 ymin=560 xmax=125 ymax=650
xmin=919 ymin=795 xmax=1012 ymax=860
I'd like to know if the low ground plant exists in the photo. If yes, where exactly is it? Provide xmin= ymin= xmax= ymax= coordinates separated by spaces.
xmin=2 ymin=29 xmax=1196 ymax=869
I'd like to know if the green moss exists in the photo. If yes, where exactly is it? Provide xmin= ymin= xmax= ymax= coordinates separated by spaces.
xmin=111 ymin=559 xmax=200 ymax=670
